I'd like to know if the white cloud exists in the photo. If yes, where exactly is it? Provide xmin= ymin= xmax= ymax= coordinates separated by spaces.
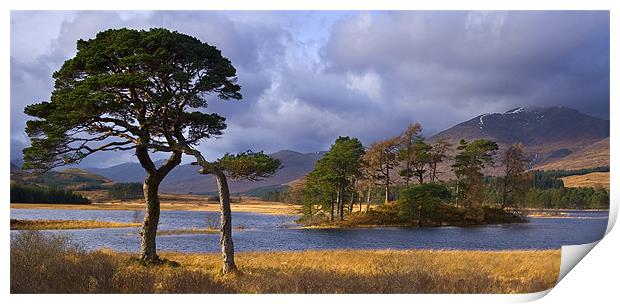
xmin=346 ymin=71 xmax=383 ymax=101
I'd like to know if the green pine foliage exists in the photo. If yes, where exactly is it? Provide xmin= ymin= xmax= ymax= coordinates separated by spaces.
xmin=11 ymin=184 xmax=90 ymax=204
xmin=398 ymin=183 xmax=451 ymax=223
xmin=107 ymin=183 xmax=144 ymax=200
xmin=524 ymin=187 xmax=609 ymax=209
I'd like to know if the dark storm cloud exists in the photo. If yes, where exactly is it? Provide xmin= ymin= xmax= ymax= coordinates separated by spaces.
xmin=10 ymin=11 xmax=609 ymax=167
xmin=323 ymin=11 xmax=609 ymax=125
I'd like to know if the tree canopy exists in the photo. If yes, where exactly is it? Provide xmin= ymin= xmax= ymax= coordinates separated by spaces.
xmin=452 ymin=139 xmax=499 ymax=207
xmin=303 ymin=136 xmax=365 ymax=221
xmin=23 ymin=28 xmax=241 ymax=172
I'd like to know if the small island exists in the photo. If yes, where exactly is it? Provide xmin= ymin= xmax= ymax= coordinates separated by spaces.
xmin=291 ymin=131 xmax=532 ymax=229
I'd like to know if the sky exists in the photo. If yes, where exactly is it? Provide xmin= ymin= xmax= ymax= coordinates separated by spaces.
xmin=10 ymin=11 xmax=610 ymax=167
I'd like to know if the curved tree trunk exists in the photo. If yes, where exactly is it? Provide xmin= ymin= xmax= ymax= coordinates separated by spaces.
xmin=140 ymin=174 xmax=161 ymax=262
xmin=214 ymin=171 xmax=237 ymax=274
xmin=136 ymin=147 xmax=181 ymax=263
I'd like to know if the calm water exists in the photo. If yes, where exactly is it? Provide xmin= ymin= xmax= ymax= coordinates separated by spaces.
xmin=10 ymin=208 xmax=609 ymax=252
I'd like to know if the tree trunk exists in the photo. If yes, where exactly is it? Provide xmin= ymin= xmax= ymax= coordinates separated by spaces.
xmin=359 ymin=190 xmax=363 ymax=213
xmin=418 ymin=204 xmax=422 ymax=227
xmin=335 ymin=189 xmax=341 ymax=221
xmin=330 ymin=197 xmax=335 ymax=222
xmin=405 ymin=163 xmax=410 ymax=187
xmin=385 ymin=166 xmax=390 ymax=204
xmin=384 ymin=182 xmax=389 ymax=205
xmin=339 ymin=186 xmax=345 ymax=221
xmin=215 ymin=171 xmax=237 ymax=274
xmin=366 ymin=187 xmax=372 ymax=212
xmin=430 ymin=162 xmax=437 ymax=182
xmin=349 ymin=190 xmax=355 ymax=213
xmin=502 ymin=162 xmax=510 ymax=209
xmin=455 ymin=178 xmax=460 ymax=208
xmin=136 ymin=148 xmax=181 ymax=263
xmin=139 ymin=174 xmax=161 ymax=262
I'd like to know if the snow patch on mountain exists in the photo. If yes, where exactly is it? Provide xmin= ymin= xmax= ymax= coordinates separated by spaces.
xmin=478 ymin=113 xmax=490 ymax=129
xmin=504 ymin=107 xmax=524 ymax=115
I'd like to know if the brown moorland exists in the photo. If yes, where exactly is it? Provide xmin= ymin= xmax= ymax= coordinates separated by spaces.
xmin=561 ymin=172 xmax=610 ymax=190
xmin=10 ymin=231 xmax=559 ymax=294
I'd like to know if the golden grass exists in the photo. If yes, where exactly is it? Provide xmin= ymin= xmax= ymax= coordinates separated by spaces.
xmin=10 ymin=231 xmax=560 ymax=293
xmin=96 ymin=249 xmax=563 ymax=293
xmin=190 ymin=250 xmax=559 ymax=294
xmin=11 ymin=196 xmax=300 ymax=215
xmin=10 ymin=219 xmax=141 ymax=230
xmin=561 ymin=172 xmax=610 ymax=190
xmin=11 ymin=230 xmax=560 ymax=294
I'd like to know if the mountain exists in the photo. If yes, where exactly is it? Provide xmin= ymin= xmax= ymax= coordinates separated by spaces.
xmin=86 ymin=150 xmax=326 ymax=194
xmin=429 ymin=106 xmax=609 ymax=172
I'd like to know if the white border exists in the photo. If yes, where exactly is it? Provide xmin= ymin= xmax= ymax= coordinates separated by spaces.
xmin=2 ymin=1 xmax=617 ymax=303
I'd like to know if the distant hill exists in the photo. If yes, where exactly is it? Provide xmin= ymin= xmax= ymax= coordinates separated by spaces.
xmin=429 ymin=106 xmax=609 ymax=173
xmin=535 ymin=137 xmax=609 ymax=171
xmin=85 ymin=150 xmax=326 ymax=194
xmin=10 ymin=166 xmax=113 ymax=191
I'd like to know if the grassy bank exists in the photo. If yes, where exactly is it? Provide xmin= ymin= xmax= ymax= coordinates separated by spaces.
xmin=11 ymin=196 xmax=299 ymax=215
xmin=11 ymin=231 xmax=559 ymax=294
xmin=10 ymin=219 xmax=141 ymax=230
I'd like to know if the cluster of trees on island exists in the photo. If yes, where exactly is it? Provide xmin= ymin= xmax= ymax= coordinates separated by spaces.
xmin=295 ymin=123 xmax=532 ymax=226
xmin=267 ymin=124 xmax=609 ymax=226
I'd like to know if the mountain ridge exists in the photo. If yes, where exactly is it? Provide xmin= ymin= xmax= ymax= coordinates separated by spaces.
xmin=429 ymin=106 xmax=609 ymax=170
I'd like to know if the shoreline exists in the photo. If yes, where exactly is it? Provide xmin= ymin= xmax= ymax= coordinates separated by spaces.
xmin=523 ymin=208 xmax=609 ymax=212
xmin=10 ymin=200 xmax=300 ymax=215
xmin=10 ymin=219 xmax=141 ymax=230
